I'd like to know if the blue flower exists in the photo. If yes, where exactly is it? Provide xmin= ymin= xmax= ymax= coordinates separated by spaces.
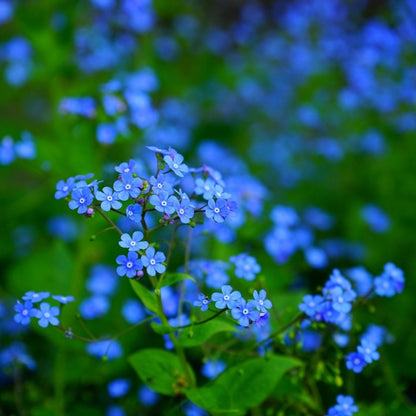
xmin=119 ymin=231 xmax=149 ymax=251
xmin=52 ymin=295 xmax=75 ymax=304
xmin=79 ymin=296 xmax=110 ymax=319
xmin=96 ymin=123 xmax=118 ymax=144
xmin=96 ymin=186 xmax=122 ymax=211
xmin=55 ymin=177 xmax=75 ymax=199
xmin=13 ymin=300 xmax=37 ymax=325
xmin=174 ymin=197 xmax=194 ymax=224
xmin=141 ymin=247 xmax=166 ymax=276
xmin=116 ymin=251 xmax=143 ymax=278
xmin=231 ymin=298 xmax=260 ymax=327
xmin=211 ymin=285 xmax=241 ymax=309
xmin=357 ymin=339 xmax=380 ymax=364
xmin=345 ymin=352 xmax=367 ymax=373
xmin=126 ymin=203 xmax=142 ymax=223
xmin=138 ymin=385 xmax=159 ymax=406
xmin=68 ymin=186 xmax=93 ymax=214
xmin=194 ymin=178 xmax=216 ymax=200
xmin=121 ymin=299 xmax=146 ymax=324
xmin=149 ymin=191 xmax=177 ymax=215
xmin=108 ymin=378 xmax=131 ymax=398
xmin=86 ymin=264 xmax=118 ymax=295
xmin=326 ymin=395 xmax=358 ymax=416
xmin=205 ymin=198 xmax=228 ymax=223
xmin=374 ymin=262 xmax=405 ymax=297
xmin=33 ymin=302 xmax=60 ymax=328
xmin=149 ymin=175 xmax=174 ymax=195
xmin=22 ymin=291 xmax=50 ymax=303
xmin=193 ymin=294 xmax=211 ymax=312
xmin=164 ymin=150 xmax=188 ymax=177
xmin=86 ymin=339 xmax=122 ymax=360
xmin=201 ymin=359 xmax=226 ymax=379
xmin=252 ymin=289 xmax=272 ymax=313
xmin=230 ymin=253 xmax=261 ymax=281
xmin=113 ymin=173 xmax=142 ymax=201
xmin=298 ymin=294 xmax=324 ymax=317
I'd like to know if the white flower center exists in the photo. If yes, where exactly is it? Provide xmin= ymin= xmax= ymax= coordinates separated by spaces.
xmin=179 ymin=208 xmax=185 ymax=215
xmin=127 ymin=261 xmax=133 ymax=268
xmin=150 ymin=259 xmax=156 ymax=265
xmin=125 ymin=184 xmax=131 ymax=190
xmin=214 ymin=207 xmax=220 ymax=213
xmin=107 ymin=195 xmax=113 ymax=201
xmin=161 ymin=200 xmax=167 ymax=206
xmin=223 ymin=295 xmax=230 ymax=301
xmin=173 ymin=163 xmax=179 ymax=169
xmin=63 ymin=186 xmax=68 ymax=191
xmin=243 ymin=308 xmax=249 ymax=315
xmin=354 ymin=358 xmax=361 ymax=365
xmin=79 ymin=198 xmax=85 ymax=204
xmin=44 ymin=312 xmax=50 ymax=318
xmin=157 ymin=183 xmax=162 ymax=188
xmin=130 ymin=241 xmax=136 ymax=246
xmin=127 ymin=210 xmax=133 ymax=216
xmin=22 ymin=310 xmax=28 ymax=316
xmin=259 ymin=300 xmax=264 ymax=306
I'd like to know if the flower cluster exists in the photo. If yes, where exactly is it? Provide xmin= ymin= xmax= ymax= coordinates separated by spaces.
xmin=346 ymin=335 xmax=381 ymax=374
xmin=195 ymin=286 xmax=272 ymax=328
xmin=13 ymin=291 xmax=74 ymax=328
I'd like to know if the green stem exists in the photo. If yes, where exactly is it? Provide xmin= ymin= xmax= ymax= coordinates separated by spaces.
xmin=94 ymin=206 xmax=123 ymax=236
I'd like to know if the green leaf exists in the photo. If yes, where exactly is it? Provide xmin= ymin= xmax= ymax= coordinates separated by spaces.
xmin=129 ymin=280 xmax=159 ymax=314
xmin=179 ymin=318 xmax=237 ymax=348
xmin=185 ymin=355 xmax=302 ymax=415
xmin=159 ymin=272 xmax=195 ymax=288
xmin=129 ymin=348 xmax=195 ymax=396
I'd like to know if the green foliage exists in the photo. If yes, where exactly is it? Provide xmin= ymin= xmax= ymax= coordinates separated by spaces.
xmin=129 ymin=280 xmax=160 ymax=314
xmin=129 ymin=348 xmax=195 ymax=396
xmin=185 ymin=355 xmax=302 ymax=415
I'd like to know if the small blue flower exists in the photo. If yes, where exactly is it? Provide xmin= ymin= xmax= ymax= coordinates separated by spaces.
xmin=201 ymin=359 xmax=226 ymax=379
xmin=13 ymin=300 xmax=37 ymax=325
xmin=68 ymin=186 xmax=93 ymax=214
xmin=211 ymin=285 xmax=241 ymax=309
xmin=33 ymin=302 xmax=60 ymax=328
xmin=357 ymin=339 xmax=380 ymax=364
xmin=298 ymin=294 xmax=324 ymax=317
xmin=141 ymin=247 xmax=166 ymax=276
xmin=230 ymin=253 xmax=261 ymax=281
xmin=205 ymin=198 xmax=228 ymax=223
xmin=116 ymin=251 xmax=143 ymax=278
xmin=119 ymin=231 xmax=149 ymax=251
xmin=231 ymin=298 xmax=260 ymax=327
xmin=96 ymin=123 xmax=118 ymax=144
xmin=79 ymin=296 xmax=110 ymax=319
xmin=52 ymin=295 xmax=75 ymax=304
xmin=138 ymin=385 xmax=159 ymax=407
xmin=22 ymin=291 xmax=50 ymax=303
xmin=193 ymin=294 xmax=211 ymax=312
xmin=55 ymin=177 xmax=75 ymax=199
xmin=164 ymin=151 xmax=188 ymax=177
xmin=149 ymin=191 xmax=177 ymax=215
xmin=108 ymin=378 xmax=131 ymax=398
xmin=194 ymin=178 xmax=216 ymax=200
xmin=96 ymin=186 xmax=122 ymax=211
xmin=252 ymin=290 xmax=272 ymax=313
xmin=86 ymin=339 xmax=122 ymax=360
xmin=126 ymin=203 xmax=142 ymax=223
xmin=149 ymin=175 xmax=174 ymax=195
xmin=374 ymin=262 xmax=405 ymax=297
xmin=121 ymin=299 xmax=146 ymax=324
xmin=326 ymin=394 xmax=358 ymax=416
xmin=113 ymin=173 xmax=142 ymax=201
xmin=345 ymin=352 xmax=367 ymax=373
xmin=174 ymin=197 xmax=194 ymax=224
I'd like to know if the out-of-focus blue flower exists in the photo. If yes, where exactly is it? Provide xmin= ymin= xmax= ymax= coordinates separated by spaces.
xmin=374 ymin=262 xmax=404 ymax=297
xmin=361 ymin=204 xmax=390 ymax=233
xmin=47 ymin=215 xmax=80 ymax=242
xmin=79 ymin=296 xmax=110 ymax=319
xmin=121 ymin=299 xmax=145 ymax=324
xmin=86 ymin=339 xmax=122 ymax=360
xmin=0 ymin=342 xmax=36 ymax=370
xmin=106 ymin=406 xmax=125 ymax=416
xmin=86 ymin=264 xmax=118 ymax=296
xmin=138 ymin=385 xmax=159 ymax=406
xmin=108 ymin=378 xmax=131 ymax=398
xmin=22 ymin=291 xmax=50 ymax=303
xmin=201 ymin=359 xmax=226 ymax=379
xmin=345 ymin=352 xmax=366 ymax=373
xmin=97 ymin=123 xmax=118 ymax=144
xmin=52 ymin=295 xmax=75 ymax=304
xmin=230 ymin=253 xmax=260 ymax=281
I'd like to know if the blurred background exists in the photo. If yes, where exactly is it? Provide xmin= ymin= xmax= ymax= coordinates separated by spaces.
xmin=1 ymin=0 xmax=416 ymax=415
